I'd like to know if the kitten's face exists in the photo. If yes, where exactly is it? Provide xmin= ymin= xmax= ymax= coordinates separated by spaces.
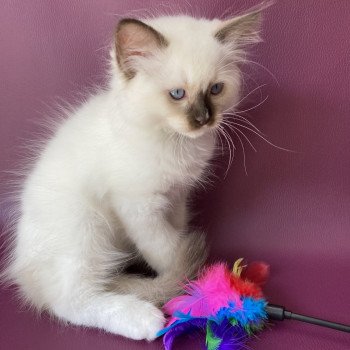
xmin=115 ymin=13 xmax=261 ymax=138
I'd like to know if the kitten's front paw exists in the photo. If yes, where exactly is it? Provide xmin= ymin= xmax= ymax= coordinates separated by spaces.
xmin=110 ymin=299 xmax=165 ymax=341
xmin=133 ymin=302 xmax=165 ymax=341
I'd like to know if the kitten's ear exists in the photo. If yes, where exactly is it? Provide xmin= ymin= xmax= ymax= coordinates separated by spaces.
xmin=215 ymin=3 xmax=270 ymax=46
xmin=115 ymin=18 xmax=168 ymax=79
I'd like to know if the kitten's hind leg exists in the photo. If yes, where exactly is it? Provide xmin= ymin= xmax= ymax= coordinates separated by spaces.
xmin=109 ymin=231 xmax=208 ymax=305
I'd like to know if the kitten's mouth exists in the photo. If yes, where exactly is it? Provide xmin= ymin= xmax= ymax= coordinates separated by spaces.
xmin=166 ymin=113 xmax=222 ymax=139
xmin=184 ymin=115 xmax=222 ymax=139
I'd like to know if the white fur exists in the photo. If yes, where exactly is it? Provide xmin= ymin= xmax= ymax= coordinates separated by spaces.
xmin=4 ymin=14 xmax=260 ymax=340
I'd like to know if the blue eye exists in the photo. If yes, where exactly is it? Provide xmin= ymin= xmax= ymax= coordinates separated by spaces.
xmin=210 ymin=82 xmax=224 ymax=95
xmin=169 ymin=88 xmax=185 ymax=100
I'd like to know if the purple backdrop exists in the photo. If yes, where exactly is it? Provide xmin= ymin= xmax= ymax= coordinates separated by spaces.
xmin=1 ymin=1 xmax=349 ymax=349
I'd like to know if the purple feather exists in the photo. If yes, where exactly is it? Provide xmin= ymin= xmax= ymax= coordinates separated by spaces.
xmin=163 ymin=318 xmax=207 ymax=350
xmin=208 ymin=319 xmax=248 ymax=350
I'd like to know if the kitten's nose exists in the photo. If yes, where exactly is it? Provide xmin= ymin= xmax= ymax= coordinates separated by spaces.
xmin=194 ymin=110 xmax=210 ymax=126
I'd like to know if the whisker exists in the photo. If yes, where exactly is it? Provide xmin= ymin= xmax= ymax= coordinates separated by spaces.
xmin=218 ymin=126 xmax=233 ymax=164
xmin=236 ymin=95 xmax=269 ymax=114
xmin=223 ymin=84 xmax=267 ymax=113
xmin=243 ymin=59 xmax=280 ymax=85
xmin=230 ymin=126 xmax=248 ymax=176
xmin=222 ymin=122 xmax=257 ymax=153
xmin=223 ymin=127 xmax=236 ymax=176
xmin=217 ymin=125 xmax=235 ymax=177
xmin=225 ymin=114 xmax=266 ymax=136
xmin=215 ymin=127 xmax=225 ymax=155
xmin=229 ymin=122 xmax=294 ymax=152
xmin=239 ymin=70 xmax=263 ymax=97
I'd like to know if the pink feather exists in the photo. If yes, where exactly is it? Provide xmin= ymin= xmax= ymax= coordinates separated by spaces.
xmin=164 ymin=263 xmax=243 ymax=326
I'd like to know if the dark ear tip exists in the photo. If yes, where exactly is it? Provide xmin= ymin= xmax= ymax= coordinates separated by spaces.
xmin=116 ymin=18 xmax=169 ymax=48
xmin=116 ymin=18 xmax=142 ymax=33
xmin=251 ymin=0 xmax=275 ymax=13
xmin=238 ymin=0 xmax=274 ymax=21
xmin=215 ymin=2 xmax=270 ymax=44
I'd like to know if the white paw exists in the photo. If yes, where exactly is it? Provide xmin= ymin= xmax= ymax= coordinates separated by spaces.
xmin=130 ymin=301 xmax=165 ymax=341
xmin=109 ymin=298 xmax=165 ymax=341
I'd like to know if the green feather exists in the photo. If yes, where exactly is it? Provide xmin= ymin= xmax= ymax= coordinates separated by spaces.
xmin=229 ymin=318 xmax=238 ymax=326
xmin=244 ymin=324 xmax=253 ymax=335
xmin=205 ymin=322 xmax=222 ymax=350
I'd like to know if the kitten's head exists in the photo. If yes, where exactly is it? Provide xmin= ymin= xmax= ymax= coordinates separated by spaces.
xmin=113 ymin=8 xmax=263 ymax=138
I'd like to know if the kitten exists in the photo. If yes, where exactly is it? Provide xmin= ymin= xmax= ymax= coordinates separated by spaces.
xmin=4 ymin=9 xmax=263 ymax=341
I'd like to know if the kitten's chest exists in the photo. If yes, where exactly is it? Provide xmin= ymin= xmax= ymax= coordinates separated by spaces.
xmin=108 ymin=133 xmax=215 ymax=194
xmin=152 ymin=135 xmax=214 ymax=187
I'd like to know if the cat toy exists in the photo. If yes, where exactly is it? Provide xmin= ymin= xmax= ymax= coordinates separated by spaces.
xmin=157 ymin=259 xmax=269 ymax=350
xmin=157 ymin=259 xmax=350 ymax=350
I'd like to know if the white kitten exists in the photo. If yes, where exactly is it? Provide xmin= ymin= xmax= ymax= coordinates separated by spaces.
xmin=4 ymin=10 xmax=262 ymax=341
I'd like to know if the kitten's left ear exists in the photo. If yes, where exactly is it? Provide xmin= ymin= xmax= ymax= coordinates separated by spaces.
xmin=215 ymin=3 xmax=270 ymax=46
xmin=115 ymin=18 xmax=168 ymax=79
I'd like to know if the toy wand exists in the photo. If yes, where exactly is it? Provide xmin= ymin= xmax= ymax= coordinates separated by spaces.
xmin=158 ymin=260 xmax=350 ymax=350
xmin=266 ymin=303 xmax=350 ymax=333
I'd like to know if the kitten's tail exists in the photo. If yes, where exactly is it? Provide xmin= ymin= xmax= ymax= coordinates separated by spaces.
xmin=108 ymin=231 xmax=208 ymax=306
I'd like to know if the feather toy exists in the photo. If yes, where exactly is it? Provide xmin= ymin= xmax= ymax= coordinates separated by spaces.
xmin=157 ymin=259 xmax=270 ymax=350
